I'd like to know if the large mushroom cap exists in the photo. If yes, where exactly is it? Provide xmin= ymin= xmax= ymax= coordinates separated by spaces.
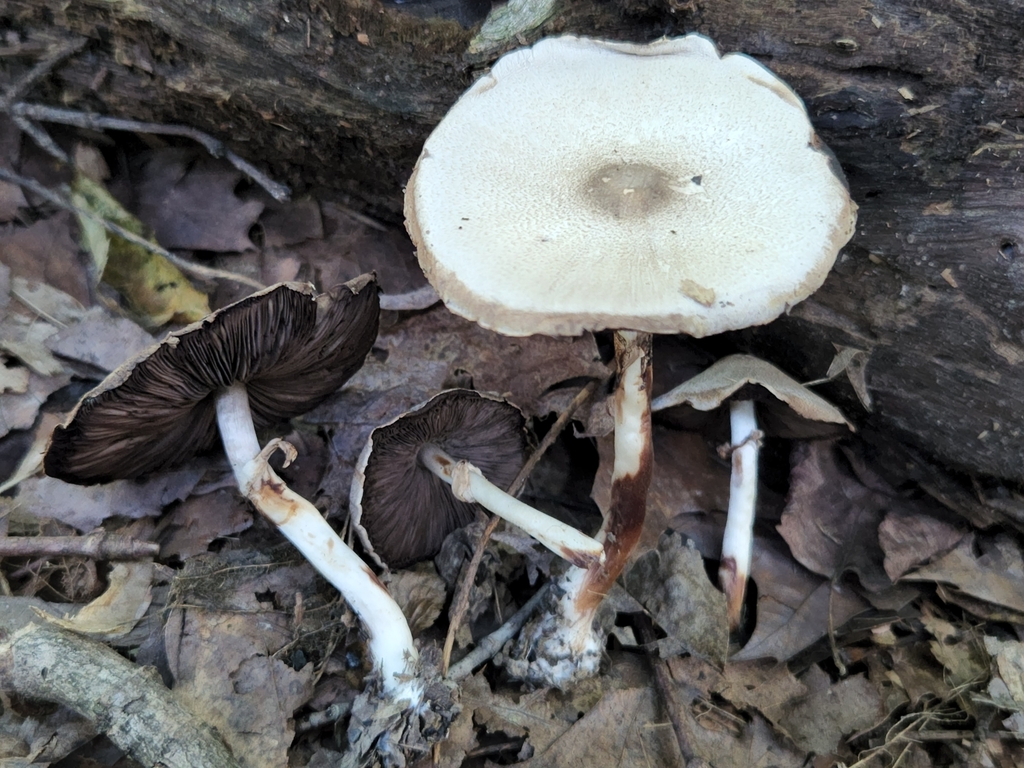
xmin=406 ymin=34 xmax=857 ymax=338
xmin=351 ymin=389 xmax=528 ymax=568
xmin=45 ymin=275 xmax=380 ymax=484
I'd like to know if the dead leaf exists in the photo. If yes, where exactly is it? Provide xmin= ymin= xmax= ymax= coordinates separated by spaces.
xmin=904 ymin=533 xmax=1024 ymax=617
xmin=522 ymin=686 xmax=680 ymax=768
xmin=131 ymin=149 xmax=265 ymax=252
xmin=776 ymin=666 xmax=885 ymax=755
xmin=622 ymin=531 xmax=729 ymax=665
xmin=778 ymin=441 xmax=893 ymax=593
xmin=45 ymin=306 xmax=154 ymax=373
xmin=0 ymin=213 xmax=91 ymax=304
xmin=0 ymin=371 xmax=70 ymax=440
xmin=158 ymin=488 xmax=253 ymax=560
xmin=258 ymin=197 xmax=324 ymax=247
xmin=14 ymin=468 xmax=204 ymax=530
xmin=879 ymin=506 xmax=965 ymax=581
xmin=716 ymin=659 xmax=808 ymax=726
xmin=72 ymin=173 xmax=211 ymax=327
xmin=386 ymin=564 xmax=447 ymax=635
xmin=41 ymin=562 xmax=155 ymax=640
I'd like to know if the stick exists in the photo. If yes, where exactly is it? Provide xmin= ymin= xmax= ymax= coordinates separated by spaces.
xmin=0 ymin=532 xmax=159 ymax=560
xmin=0 ymin=619 xmax=240 ymax=768
xmin=12 ymin=103 xmax=291 ymax=202
xmin=0 ymin=167 xmax=265 ymax=291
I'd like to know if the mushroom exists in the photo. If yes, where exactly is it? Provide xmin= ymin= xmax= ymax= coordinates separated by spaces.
xmin=405 ymin=34 xmax=856 ymax=685
xmin=44 ymin=276 xmax=422 ymax=702
xmin=652 ymin=353 xmax=853 ymax=630
xmin=350 ymin=388 xmax=604 ymax=569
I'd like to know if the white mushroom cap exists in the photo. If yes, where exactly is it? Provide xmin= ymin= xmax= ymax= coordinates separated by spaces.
xmin=405 ymin=34 xmax=857 ymax=338
xmin=651 ymin=353 xmax=853 ymax=428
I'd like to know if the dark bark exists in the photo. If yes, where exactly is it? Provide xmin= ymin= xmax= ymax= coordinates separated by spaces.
xmin=3 ymin=0 xmax=1023 ymax=483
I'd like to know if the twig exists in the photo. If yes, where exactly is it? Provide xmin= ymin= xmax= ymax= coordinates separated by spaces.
xmin=448 ymin=583 xmax=551 ymax=680
xmin=379 ymin=284 xmax=440 ymax=311
xmin=632 ymin=612 xmax=698 ymax=766
xmin=0 ymin=619 xmax=240 ymax=768
xmin=0 ymin=532 xmax=159 ymax=560
xmin=441 ymin=378 xmax=602 ymax=674
xmin=0 ymin=167 xmax=265 ymax=291
xmin=12 ymin=103 xmax=291 ymax=201
xmin=0 ymin=37 xmax=87 ymax=109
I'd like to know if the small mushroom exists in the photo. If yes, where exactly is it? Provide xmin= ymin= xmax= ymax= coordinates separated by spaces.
xmin=405 ymin=33 xmax=856 ymax=686
xmin=45 ymin=276 xmax=422 ymax=701
xmin=350 ymin=389 xmax=604 ymax=569
xmin=652 ymin=353 xmax=853 ymax=630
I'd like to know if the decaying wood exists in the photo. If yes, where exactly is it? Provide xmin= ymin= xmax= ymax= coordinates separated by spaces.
xmin=3 ymin=0 xmax=1023 ymax=484
xmin=0 ymin=618 xmax=241 ymax=768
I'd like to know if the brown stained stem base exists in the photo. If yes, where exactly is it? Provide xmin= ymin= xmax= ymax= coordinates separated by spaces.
xmin=0 ymin=532 xmax=159 ymax=560
xmin=441 ymin=378 xmax=602 ymax=676
xmin=0 ymin=620 xmax=240 ymax=768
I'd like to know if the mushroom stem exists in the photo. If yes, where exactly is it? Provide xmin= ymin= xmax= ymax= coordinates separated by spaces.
xmin=418 ymin=444 xmax=605 ymax=568
xmin=719 ymin=398 xmax=760 ymax=631
xmin=576 ymin=330 xmax=654 ymax=614
xmin=504 ymin=332 xmax=653 ymax=688
xmin=215 ymin=383 xmax=420 ymax=701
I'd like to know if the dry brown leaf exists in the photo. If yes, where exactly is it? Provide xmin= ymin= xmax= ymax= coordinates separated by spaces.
xmin=778 ymin=441 xmax=892 ymax=593
xmin=920 ymin=610 xmax=989 ymax=689
xmin=166 ymin=609 xmax=314 ymax=768
xmin=386 ymin=564 xmax=447 ymax=635
xmin=622 ymin=531 xmax=729 ymax=665
xmin=986 ymin=637 xmax=1024 ymax=711
xmin=904 ymin=533 xmax=1024 ymax=617
xmin=879 ymin=506 xmax=966 ymax=581
xmin=158 ymin=488 xmax=253 ymax=560
xmin=733 ymin=535 xmax=870 ymax=663
xmin=776 ymin=666 xmax=885 ymax=755
xmin=45 ymin=306 xmax=155 ymax=373
xmin=522 ymin=686 xmax=680 ymax=768
xmin=0 ymin=371 xmax=69 ymax=440
xmin=165 ymin=555 xmax=322 ymax=768
xmin=41 ymin=562 xmax=154 ymax=640
xmin=716 ymin=659 xmax=808 ymax=726
xmin=0 ymin=213 xmax=91 ymax=304
xmin=258 ymin=197 xmax=324 ymax=248
xmin=14 ymin=468 xmax=204 ymax=531
xmin=459 ymin=671 xmax=570 ymax=755
xmin=131 ymin=149 xmax=265 ymax=252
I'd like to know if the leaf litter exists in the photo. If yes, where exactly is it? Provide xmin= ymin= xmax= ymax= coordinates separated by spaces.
xmin=0 ymin=115 xmax=1022 ymax=768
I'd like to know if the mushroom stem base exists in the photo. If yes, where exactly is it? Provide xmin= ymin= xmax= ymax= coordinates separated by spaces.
xmin=215 ymin=383 xmax=420 ymax=701
xmin=504 ymin=331 xmax=653 ymax=688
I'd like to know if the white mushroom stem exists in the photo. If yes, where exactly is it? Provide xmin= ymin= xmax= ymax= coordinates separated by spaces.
xmin=418 ymin=444 xmax=605 ymax=569
xmin=215 ymin=383 xmax=420 ymax=702
xmin=719 ymin=399 xmax=761 ymax=631
xmin=516 ymin=331 xmax=653 ymax=688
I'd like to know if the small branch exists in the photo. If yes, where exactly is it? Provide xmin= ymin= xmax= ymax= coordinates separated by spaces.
xmin=0 ymin=37 xmax=87 ymax=109
xmin=441 ymin=378 xmax=601 ymax=674
xmin=0 ymin=620 xmax=240 ymax=768
xmin=0 ymin=532 xmax=159 ymax=560
xmin=0 ymin=167 xmax=265 ymax=291
xmin=448 ymin=582 xmax=551 ymax=680
xmin=12 ymin=103 xmax=291 ymax=201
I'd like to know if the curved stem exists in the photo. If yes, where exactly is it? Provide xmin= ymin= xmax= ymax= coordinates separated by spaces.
xmin=215 ymin=383 xmax=419 ymax=701
xmin=719 ymin=398 xmax=760 ymax=631
xmin=418 ymin=444 xmax=604 ymax=568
